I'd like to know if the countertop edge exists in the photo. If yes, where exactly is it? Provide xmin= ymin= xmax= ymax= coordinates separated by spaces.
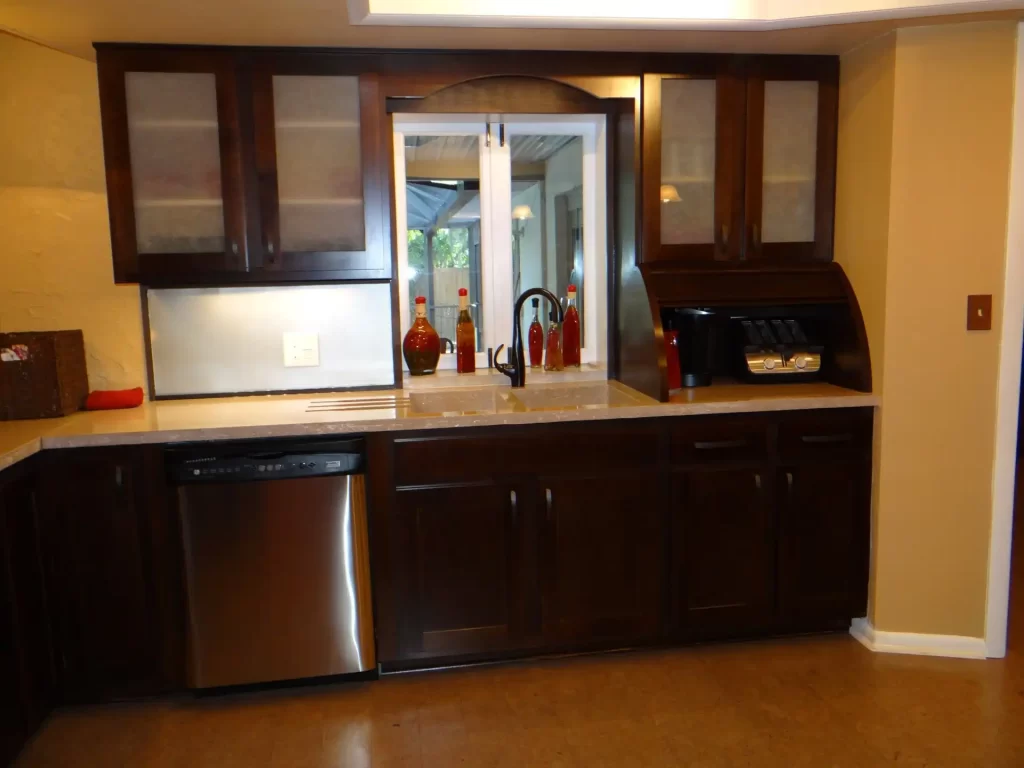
xmin=1 ymin=391 xmax=880 ymax=470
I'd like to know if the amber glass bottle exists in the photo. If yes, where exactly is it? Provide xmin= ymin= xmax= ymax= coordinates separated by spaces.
xmin=563 ymin=284 xmax=580 ymax=367
xmin=528 ymin=297 xmax=544 ymax=368
xmin=456 ymin=288 xmax=476 ymax=374
xmin=402 ymin=296 xmax=440 ymax=375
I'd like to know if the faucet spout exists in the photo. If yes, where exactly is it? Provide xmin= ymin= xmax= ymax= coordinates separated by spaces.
xmin=494 ymin=288 xmax=565 ymax=388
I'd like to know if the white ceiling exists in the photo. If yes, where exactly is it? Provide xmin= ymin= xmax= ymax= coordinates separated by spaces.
xmin=352 ymin=0 xmax=1024 ymax=30
xmin=1 ymin=0 xmax=1021 ymax=61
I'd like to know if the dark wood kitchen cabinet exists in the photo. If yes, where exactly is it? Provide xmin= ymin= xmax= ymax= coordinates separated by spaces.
xmin=389 ymin=482 xmax=526 ymax=661
xmin=643 ymin=57 xmax=838 ymax=266
xmin=538 ymin=471 xmax=664 ymax=647
xmin=96 ymin=46 xmax=390 ymax=285
xmin=672 ymin=467 xmax=775 ymax=635
xmin=776 ymin=411 xmax=872 ymax=624
xmin=37 ymin=447 xmax=181 ymax=701
xmin=0 ymin=461 xmax=54 ymax=767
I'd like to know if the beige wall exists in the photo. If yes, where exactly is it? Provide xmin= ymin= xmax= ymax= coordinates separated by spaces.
xmin=836 ymin=21 xmax=1017 ymax=638
xmin=0 ymin=32 xmax=146 ymax=392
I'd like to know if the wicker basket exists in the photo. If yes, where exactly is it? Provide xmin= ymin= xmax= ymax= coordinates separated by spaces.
xmin=0 ymin=331 xmax=89 ymax=420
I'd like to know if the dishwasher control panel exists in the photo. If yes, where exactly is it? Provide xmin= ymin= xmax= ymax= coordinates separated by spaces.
xmin=170 ymin=452 xmax=362 ymax=484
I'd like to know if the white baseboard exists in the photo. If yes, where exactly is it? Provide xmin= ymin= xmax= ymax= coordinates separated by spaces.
xmin=850 ymin=618 xmax=988 ymax=659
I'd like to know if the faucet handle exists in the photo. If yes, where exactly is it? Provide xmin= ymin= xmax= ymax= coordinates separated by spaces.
xmin=493 ymin=344 xmax=518 ymax=381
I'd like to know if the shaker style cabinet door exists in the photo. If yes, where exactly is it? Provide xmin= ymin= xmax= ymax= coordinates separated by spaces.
xmin=36 ymin=448 xmax=167 ymax=701
xmin=249 ymin=66 xmax=390 ymax=278
xmin=672 ymin=467 xmax=775 ymax=634
xmin=537 ymin=471 xmax=664 ymax=647
xmin=643 ymin=72 xmax=746 ymax=263
xmin=777 ymin=460 xmax=871 ymax=624
xmin=97 ymin=49 xmax=250 ymax=283
xmin=743 ymin=60 xmax=839 ymax=264
xmin=389 ymin=482 xmax=526 ymax=662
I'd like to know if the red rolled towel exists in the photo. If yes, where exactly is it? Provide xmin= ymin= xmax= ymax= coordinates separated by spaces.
xmin=85 ymin=387 xmax=145 ymax=410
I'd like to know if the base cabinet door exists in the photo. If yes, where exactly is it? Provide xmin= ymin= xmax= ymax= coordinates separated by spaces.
xmin=778 ymin=461 xmax=870 ymax=624
xmin=39 ymin=449 xmax=170 ymax=701
xmin=538 ymin=471 xmax=664 ymax=647
xmin=391 ymin=483 xmax=525 ymax=661
xmin=0 ymin=465 xmax=54 ymax=767
xmin=673 ymin=467 xmax=775 ymax=634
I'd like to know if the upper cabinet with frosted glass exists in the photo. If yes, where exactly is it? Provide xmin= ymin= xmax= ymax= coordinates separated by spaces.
xmin=643 ymin=58 xmax=838 ymax=265
xmin=95 ymin=47 xmax=389 ymax=285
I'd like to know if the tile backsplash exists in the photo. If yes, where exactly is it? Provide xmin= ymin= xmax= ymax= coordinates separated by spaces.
xmin=147 ymin=284 xmax=394 ymax=397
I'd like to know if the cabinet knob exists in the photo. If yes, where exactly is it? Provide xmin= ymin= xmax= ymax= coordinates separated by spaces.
xmin=230 ymin=241 xmax=239 ymax=255
xmin=267 ymin=242 xmax=275 ymax=255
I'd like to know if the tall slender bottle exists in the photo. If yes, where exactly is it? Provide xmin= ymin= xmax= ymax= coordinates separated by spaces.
xmin=563 ymin=284 xmax=581 ymax=367
xmin=456 ymin=287 xmax=476 ymax=374
xmin=544 ymin=311 xmax=564 ymax=372
xmin=528 ymin=297 xmax=544 ymax=368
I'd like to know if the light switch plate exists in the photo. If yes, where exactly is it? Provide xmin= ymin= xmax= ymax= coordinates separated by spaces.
xmin=967 ymin=295 xmax=993 ymax=331
xmin=283 ymin=332 xmax=320 ymax=367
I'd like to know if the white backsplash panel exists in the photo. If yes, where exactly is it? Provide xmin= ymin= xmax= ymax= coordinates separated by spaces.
xmin=147 ymin=284 xmax=394 ymax=397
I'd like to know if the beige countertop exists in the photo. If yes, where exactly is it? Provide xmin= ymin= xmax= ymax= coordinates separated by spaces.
xmin=0 ymin=380 xmax=877 ymax=472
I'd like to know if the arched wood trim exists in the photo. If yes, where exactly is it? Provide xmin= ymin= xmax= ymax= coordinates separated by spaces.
xmin=386 ymin=75 xmax=609 ymax=114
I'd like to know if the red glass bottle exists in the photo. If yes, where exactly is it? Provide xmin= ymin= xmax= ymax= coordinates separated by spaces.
xmin=403 ymin=296 xmax=440 ymax=376
xmin=528 ymin=297 xmax=544 ymax=368
xmin=563 ymin=284 xmax=580 ymax=367
xmin=544 ymin=313 xmax=564 ymax=372
xmin=456 ymin=288 xmax=476 ymax=374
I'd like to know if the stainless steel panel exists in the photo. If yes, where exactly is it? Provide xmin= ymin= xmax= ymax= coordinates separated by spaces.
xmin=179 ymin=474 xmax=374 ymax=688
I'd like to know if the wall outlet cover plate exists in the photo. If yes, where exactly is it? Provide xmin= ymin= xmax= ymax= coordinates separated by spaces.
xmin=283 ymin=332 xmax=320 ymax=367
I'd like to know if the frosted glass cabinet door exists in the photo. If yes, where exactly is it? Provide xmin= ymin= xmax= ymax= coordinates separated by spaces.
xmin=268 ymin=75 xmax=365 ymax=255
xmin=644 ymin=74 xmax=744 ymax=262
xmin=760 ymin=81 xmax=819 ymax=245
xmin=659 ymin=78 xmax=716 ymax=247
xmin=745 ymin=70 xmax=836 ymax=263
xmin=125 ymin=72 xmax=228 ymax=255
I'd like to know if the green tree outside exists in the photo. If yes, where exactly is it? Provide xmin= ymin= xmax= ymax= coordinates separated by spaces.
xmin=408 ymin=228 xmax=470 ymax=270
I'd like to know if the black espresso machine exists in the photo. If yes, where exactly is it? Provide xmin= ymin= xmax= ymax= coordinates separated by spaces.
xmin=664 ymin=306 xmax=827 ymax=387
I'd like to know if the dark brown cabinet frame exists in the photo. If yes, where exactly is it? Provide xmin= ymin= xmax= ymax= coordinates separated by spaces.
xmin=369 ymin=408 xmax=872 ymax=672
xmin=641 ymin=57 xmax=839 ymax=266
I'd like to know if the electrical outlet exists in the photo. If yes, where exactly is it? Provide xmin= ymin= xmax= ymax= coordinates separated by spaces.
xmin=283 ymin=332 xmax=320 ymax=367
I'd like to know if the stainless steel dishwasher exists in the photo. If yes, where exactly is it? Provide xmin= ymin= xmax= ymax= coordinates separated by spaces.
xmin=167 ymin=438 xmax=374 ymax=689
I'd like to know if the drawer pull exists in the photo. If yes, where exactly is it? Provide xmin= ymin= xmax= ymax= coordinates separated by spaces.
xmin=800 ymin=433 xmax=854 ymax=445
xmin=694 ymin=438 xmax=748 ymax=450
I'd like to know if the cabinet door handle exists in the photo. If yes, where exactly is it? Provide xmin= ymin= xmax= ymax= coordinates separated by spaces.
xmin=545 ymin=488 xmax=553 ymax=522
xmin=114 ymin=466 xmax=123 ymax=488
xmin=267 ymin=242 xmax=275 ymax=255
xmin=694 ymin=438 xmax=748 ymax=451
xmin=510 ymin=490 xmax=518 ymax=525
xmin=786 ymin=472 xmax=794 ymax=494
xmin=801 ymin=433 xmax=853 ymax=444
xmin=752 ymin=224 xmax=762 ymax=252
xmin=230 ymin=241 xmax=239 ymax=255
xmin=754 ymin=473 xmax=762 ymax=491
xmin=717 ymin=223 xmax=729 ymax=255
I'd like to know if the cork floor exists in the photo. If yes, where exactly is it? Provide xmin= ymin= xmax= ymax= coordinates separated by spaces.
xmin=17 ymin=519 xmax=1024 ymax=767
